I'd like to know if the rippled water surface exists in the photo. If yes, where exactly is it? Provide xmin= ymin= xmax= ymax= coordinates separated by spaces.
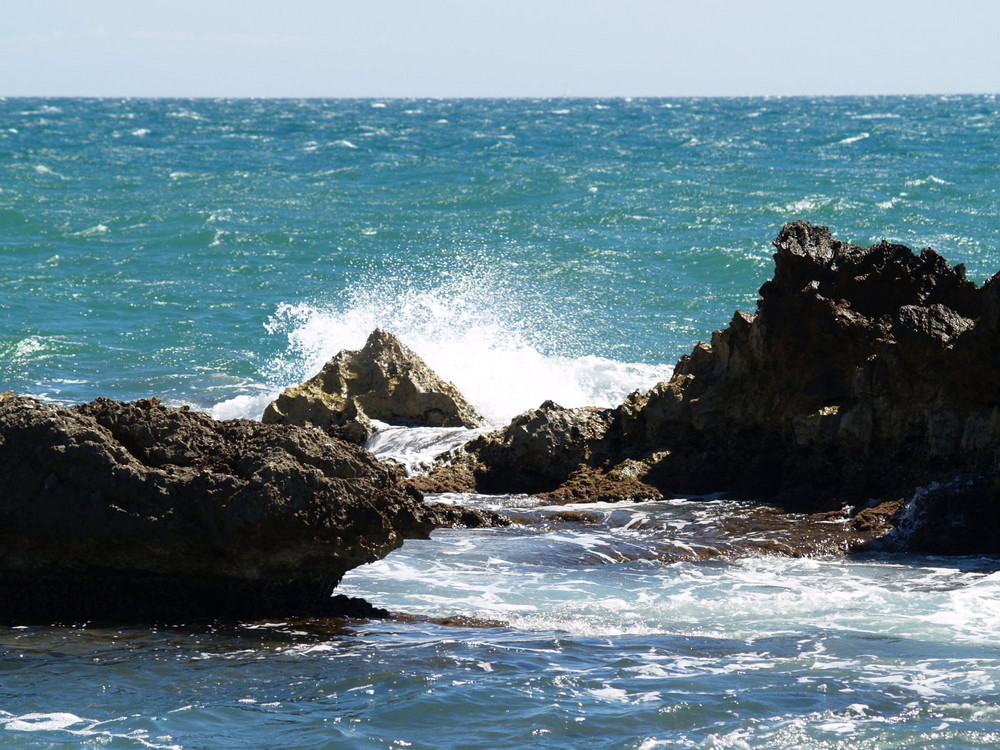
xmin=2 ymin=96 xmax=1000 ymax=748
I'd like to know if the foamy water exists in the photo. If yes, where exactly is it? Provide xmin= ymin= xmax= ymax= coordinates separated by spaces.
xmin=4 ymin=96 xmax=1000 ymax=749
xmin=211 ymin=266 xmax=673 ymax=424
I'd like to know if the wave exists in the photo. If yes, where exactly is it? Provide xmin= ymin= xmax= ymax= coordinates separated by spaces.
xmin=835 ymin=132 xmax=871 ymax=145
xmin=211 ymin=263 xmax=672 ymax=424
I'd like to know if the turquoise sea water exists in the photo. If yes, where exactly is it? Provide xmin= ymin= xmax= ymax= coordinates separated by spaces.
xmin=2 ymin=96 xmax=1000 ymax=748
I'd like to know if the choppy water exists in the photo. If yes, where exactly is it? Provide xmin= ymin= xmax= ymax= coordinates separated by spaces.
xmin=2 ymin=96 xmax=1000 ymax=748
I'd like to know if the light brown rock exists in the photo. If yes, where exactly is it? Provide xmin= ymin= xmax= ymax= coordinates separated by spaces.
xmin=263 ymin=329 xmax=487 ymax=443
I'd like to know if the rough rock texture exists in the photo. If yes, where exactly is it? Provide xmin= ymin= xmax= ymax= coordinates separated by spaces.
xmin=262 ymin=329 xmax=487 ymax=443
xmin=875 ymin=475 xmax=1000 ymax=555
xmin=0 ymin=394 xmax=471 ymax=622
xmin=535 ymin=465 xmax=663 ymax=505
xmin=464 ymin=401 xmax=614 ymax=494
xmin=603 ymin=221 xmax=1000 ymax=510
xmin=427 ymin=223 xmax=1000 ymax=546
xmin=412 ymin=400 xmax=662 ymax=503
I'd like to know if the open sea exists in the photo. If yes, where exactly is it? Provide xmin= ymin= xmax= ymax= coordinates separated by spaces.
xmin=2 ymin=95 xmax=1000 ymax=748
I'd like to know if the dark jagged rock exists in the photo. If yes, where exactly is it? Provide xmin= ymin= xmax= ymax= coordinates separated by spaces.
xmin=0 ymin=394 xmax=460 ymax=622
xmin=463 ymin=400 xmax=614 ymax=494
xmin=262 ymin=329 xmax=487 ymax=443
xmin=604 ymin=221 xmax=1000 ymax=510
xmin=874 ymin=474 xmax=1000 ymax=555
xmin=422 ymin=223 xmax=1000 ymax=553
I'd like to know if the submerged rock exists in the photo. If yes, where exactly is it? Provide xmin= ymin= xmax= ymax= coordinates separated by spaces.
xmin=0 ymin=394 xmax=462 ymax=622
xmin=262 ymin=329 xmax=487 ymax=443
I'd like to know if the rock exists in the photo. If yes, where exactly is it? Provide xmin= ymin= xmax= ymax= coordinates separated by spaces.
xmin=262 ymin=329 xmax=487 ymax=443
xmin=421 ymin=222 xmax=1000 ymax=552
xmin=0 ymin=394 xmax=451 ymax=622
xmin=872 ymin=475 xmax=1000 ymax=555
xmin=464 ymin=401 xmax=614 ymax=494
xmin=536 ymin=465 xmax=663 ymax=505
xmin=405 ymin=457 xmax=481 ymax=495
xmin=602 ymin=221 xmax=1000 ymax=513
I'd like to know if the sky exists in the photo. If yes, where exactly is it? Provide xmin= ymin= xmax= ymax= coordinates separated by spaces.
xmin=2 ymin=0 xmax=998 ymax=98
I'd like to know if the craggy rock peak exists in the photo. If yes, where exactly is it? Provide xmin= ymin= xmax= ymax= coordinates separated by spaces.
xmin=263 ymin=329 xmax=487 ymax=443
xmin=0 ymin=394 xmax=481 ymax=622
xmin=421 ymin=222 xmax=1000 ymax=550
xmin=608 ymin=220 xmax=1000 ymax=508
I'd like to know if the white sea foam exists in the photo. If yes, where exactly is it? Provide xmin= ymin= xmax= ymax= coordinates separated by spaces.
xmin=3 ymin=712 xmax=86 ymax=732
xmin=836 ymin=132 xmax=871 ymax=145
xmin=365 ymin=421 xmax=492 ymax=475
xmin=257 ymin=268 xmax=672 ymax=425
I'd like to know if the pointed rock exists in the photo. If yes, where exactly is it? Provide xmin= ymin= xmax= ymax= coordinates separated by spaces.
xmin=263 ymin=329 xmax=487 ymax=443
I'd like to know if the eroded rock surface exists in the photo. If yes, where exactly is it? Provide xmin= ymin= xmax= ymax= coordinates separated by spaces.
xmin=263 ymin=329 xmax=487 ymax=443
xmin=605 ymin=221 xmax=1000 ymax=510
xmin=0 ymin=394 xmax=477 ymax=622
xmin=420 ymin=223 xmax=1000 ymax=553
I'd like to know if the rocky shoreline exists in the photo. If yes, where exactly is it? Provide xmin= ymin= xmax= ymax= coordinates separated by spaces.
xmin=411 ymin=221 xmax=1000 ymax=553
xmin=3 ymin=221 xmax=998 ymax=622
xmin=0 ymin=394 xmax=502 ymax=622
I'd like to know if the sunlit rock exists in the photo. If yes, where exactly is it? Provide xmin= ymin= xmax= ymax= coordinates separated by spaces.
xmin=263 ymin=329 xmax=487 ymax=443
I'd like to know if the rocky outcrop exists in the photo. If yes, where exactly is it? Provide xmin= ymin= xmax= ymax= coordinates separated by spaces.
xmin=0 ymin=394 xmax=495 ymax=622
xmin=423 ymin=223 xmax=1000 ymax=545
xmin=262 ymin=329 xmax=487 ymax=443
xmin=467 ymin=401 xmax=614 ymax=494
xmin=604 ymin=221 xmax=1000 ymax=510
xmin=412 ymin=400 xmax=663 ymax=503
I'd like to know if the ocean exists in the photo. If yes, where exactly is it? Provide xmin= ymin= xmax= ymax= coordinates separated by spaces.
xmin=2 ymin=95 xmax=1000 ymax=748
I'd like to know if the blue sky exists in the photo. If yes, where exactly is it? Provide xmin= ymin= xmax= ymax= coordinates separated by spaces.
xmin=2 ymin=0 xmax=998 ymax=97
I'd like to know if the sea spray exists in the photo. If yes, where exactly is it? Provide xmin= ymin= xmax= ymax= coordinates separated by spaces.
xmin=215 ymin=261 xmax=673 ymax=423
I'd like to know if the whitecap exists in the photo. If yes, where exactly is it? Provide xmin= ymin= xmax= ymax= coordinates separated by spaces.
xmin=904 ymin=175 xmax=951 ymax=187
xmin=4 ymin=336 xmax=50 ymax=362
xmin=836 ymin=132 xmax=871 ymax=145
xmin=130 ymin=128 xmax=151 ymax=136
xmin=4 ymin=712 xmax=86 ymax=732
xmin=262 ymin=295 xmax=671 ymax=425
xmin=334 ymin=139 xmax=358 ymax=149
xmin=851 ymin=112 xmax=901 ymax=120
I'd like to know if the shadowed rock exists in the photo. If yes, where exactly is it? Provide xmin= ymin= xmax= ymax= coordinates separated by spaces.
xmin=604 ymin=221 xmax=1000 ymax=509
xmin=262 ymin=329 xmax=487 ymax=443
xmin=0 ymin=394 xmax=495 ymax=622
xmin=417 ymin=222 xmax=1000 ymax=552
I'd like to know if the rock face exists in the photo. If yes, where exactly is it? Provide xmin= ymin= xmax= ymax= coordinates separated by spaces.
xmin=425 ymin=222 xmax=1000 ymax=542
xmin=468 ymin=401 xmax=615 ymax=494
xmin=606 ymin=220 xmax=1000 ymax=509
xmin=263 ymin=329 xmax=487 ymax=443
xmin=0 ymin=394 xmax=450 ymax=622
